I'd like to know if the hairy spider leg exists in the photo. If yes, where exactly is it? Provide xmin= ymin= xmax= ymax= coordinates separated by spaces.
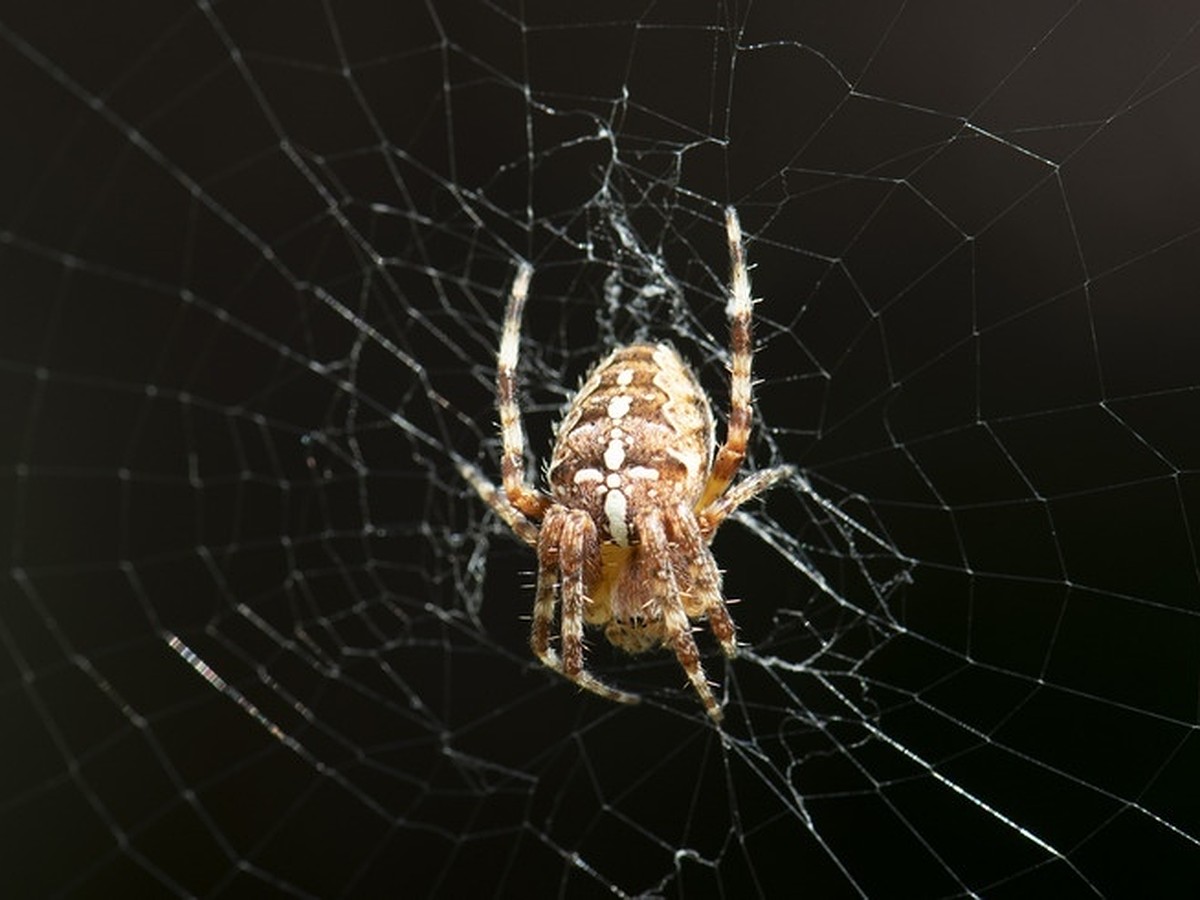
xmin=459 ymin=460 xmax=539 ymax=546
xmin=665 ymin=504 xmax=738 ymax=658
xmin=697 ymin=464 xmax=795 ymax=539
xmin=638 ymin=509 xmax=723 ymax=721
xmin=698 ymin=207 xmax=756 ymax=511
xmin=497 ymin=262 xmax=551 ymax=521
xmin=531 ymin=508 xmax=639 ymax=706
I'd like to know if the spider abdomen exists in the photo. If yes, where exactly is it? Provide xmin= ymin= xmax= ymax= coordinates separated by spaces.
xmin=547 ymin=342 xmax=715 ymax=547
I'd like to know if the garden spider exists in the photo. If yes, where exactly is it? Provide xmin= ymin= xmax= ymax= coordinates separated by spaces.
xmin=461 ymin=208 xmax=792 ymax=721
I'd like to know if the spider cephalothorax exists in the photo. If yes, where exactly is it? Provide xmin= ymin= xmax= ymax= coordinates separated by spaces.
xmin=462 ymin=208 xmax=792 ymax=721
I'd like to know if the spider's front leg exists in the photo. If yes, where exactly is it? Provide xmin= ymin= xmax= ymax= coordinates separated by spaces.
xmin=698 ymin=207 xmax=756 ymax=510
xmin=496 ymin=262 xmax=551 ymax=521
xmin=532 ymin=509 xmax=639 ymax=706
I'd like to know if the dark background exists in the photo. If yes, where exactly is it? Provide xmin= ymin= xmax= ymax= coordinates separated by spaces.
xmin=2 ymin=2 xmax=1198 ymax=897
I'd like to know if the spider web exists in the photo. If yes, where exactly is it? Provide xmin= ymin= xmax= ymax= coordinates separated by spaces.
xmin=3 ymin=2 xmax=1198 ymax=896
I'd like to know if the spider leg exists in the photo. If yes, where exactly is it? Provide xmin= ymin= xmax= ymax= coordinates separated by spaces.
xmin=529 ymin=511 xmax=564 ymax=671
xmin=532 ymin=509 xmax=638 ymax=706
xmin=666 ymin=507 xmax=738 ymax=659
xmin=497 ymin=262 xmax=551 ymax=521
xmin=459 ymin=461 xmax=539 ymax=546
xmin=697 ymin=464 xmax=794 ymax=539
xmin=640 ymin=510 xmax=723 ymax=722
xmin=698 ymin=207 xmax=756 ymax=511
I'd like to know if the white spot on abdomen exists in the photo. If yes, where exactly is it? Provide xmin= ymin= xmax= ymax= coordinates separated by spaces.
xmin=573 ymin=468 xmax=604 ymax=485
xmin=604 ymin=489 xmax=629 ymax=546
xmin=615 ymin=369 xmax=635 ymax=387
xmin=607 ymin=395 xmax=632 ymax=420
xmin=604 ymin=440 xmax=626 ymax=470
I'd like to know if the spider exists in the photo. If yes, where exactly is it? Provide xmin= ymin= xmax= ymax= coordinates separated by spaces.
xmin=461 ymin=207 xmax=793 ymax=721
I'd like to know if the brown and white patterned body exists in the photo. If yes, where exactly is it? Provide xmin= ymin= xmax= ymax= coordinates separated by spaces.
xmin=547 ymin=343 xmax=721 ymax=657
xmin=460 ymin=208 xmax=793 ymax=721
xmin=548 ymin=343 xmax=713 ymax=548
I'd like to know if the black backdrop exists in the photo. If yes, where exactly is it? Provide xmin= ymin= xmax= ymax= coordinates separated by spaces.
xmin=2 ymin=3 xmax=1198 ymax=897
